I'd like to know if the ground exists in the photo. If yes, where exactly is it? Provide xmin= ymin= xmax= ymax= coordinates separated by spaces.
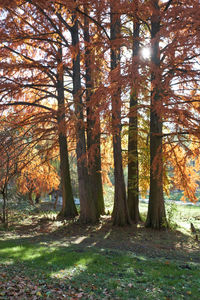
xmin=0 ymin=201 xmax=200 ymax=299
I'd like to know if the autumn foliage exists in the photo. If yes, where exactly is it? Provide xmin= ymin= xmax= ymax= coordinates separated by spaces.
xmin=0 ymin=0 xmax=200 ymax=228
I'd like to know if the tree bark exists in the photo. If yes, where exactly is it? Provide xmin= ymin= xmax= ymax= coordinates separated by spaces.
xmin=2 ymin=190 xmax=7 ymax=225
xmin=128 ymin=5 xmax=141 ymax=223
xmin=56 ymin=39 xmax=78 ymax=219
xmin=110 ymin=2 xmax=131 ymax=226
xmin=84 ymin=5 xmax=105 ymax=217
xmin=57 ymin=131 xmax=78 ymax=218
xmin=28 ymin=190 xmax=34 ymax=205
xmin=145 ymin=0 xmax=167 ymax=229
xmin=71 ymin=15 xmax=98 ymax=223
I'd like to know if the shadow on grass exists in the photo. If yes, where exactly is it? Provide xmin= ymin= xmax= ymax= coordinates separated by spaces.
xmin=0 ymin=236 xmax=200 ymax=299
xmin=0 ymin=216 xmax=200 ymax=264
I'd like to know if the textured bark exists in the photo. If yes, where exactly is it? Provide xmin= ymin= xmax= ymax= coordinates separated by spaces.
xmin=112 ymin=133 xmax=131 ymax=226
xmin=57 ymin=132 xmax=78 ymax=219
xmin=56 ymin=43 xmax=78 ymax=219
xmin=110 ymin=2 xmax=131 ymax=226
xmin=71 ymin=15 xmax=98 ymax=224
xmin=128 ymin=9 xmax=141 ymax=223
xmin=84 ymin=6 xmax=105 ymax=216
xmin=128 ymin=92 xmax=140 ymax=223
xmin=145 ymin=0 xmax=167 ymax=229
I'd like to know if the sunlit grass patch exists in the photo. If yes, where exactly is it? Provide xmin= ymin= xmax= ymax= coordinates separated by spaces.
xmin=0 ymin=240 xmax=199 ymax=299
xmin=0 ymin=201 xmax=200 ymax=298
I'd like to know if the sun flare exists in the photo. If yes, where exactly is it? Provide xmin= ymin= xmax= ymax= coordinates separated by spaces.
xmin=141 ymin=47 xmax=151 ymax=59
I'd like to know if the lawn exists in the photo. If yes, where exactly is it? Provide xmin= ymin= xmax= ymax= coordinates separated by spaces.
xmin=0 ymin=239 xmax=199 ymax=299
xmin=0 ymin=201 xmax=200 ymax=299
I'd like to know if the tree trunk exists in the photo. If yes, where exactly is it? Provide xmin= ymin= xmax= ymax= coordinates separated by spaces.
xmin=2 ymin=190 xmax=7 ymax=225
xmin=35 ymin=193 xmax=41 ymax=204
xmin=84 ymin=6 xmax=105 ymax=217
xmin=110 ymin=2 xmax=131 ymax=226
xmin=145 ymin=0 xmax=167 ymax=229
xmin=28 ymin=191 xmax=34 ymax=205
xmin=53 ymin=192 xmax=58 ymax=209
xmin=128 ymin=7 xmax=141 ymax=223
xmin=71 ymin=15 xmax=98 ymax=224
xmin=57 ymin=132 xmax=78 ymax=218
xmin=56 ymin=40 xmax=78 ymax=219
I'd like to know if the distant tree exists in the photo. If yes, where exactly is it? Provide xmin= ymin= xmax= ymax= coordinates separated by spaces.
xmin=17 ymin=156 xmax=60 ymax=204
xmin=0 ymin=129 xmax=15 ymax=226
xmin=0 ymin=119 xmax=35 ymax=225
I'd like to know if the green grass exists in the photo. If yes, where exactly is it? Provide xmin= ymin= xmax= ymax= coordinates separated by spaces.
xmin=0 ymin=239 xmax=200 ymax=299
xmin=139 ymin=202 xmax=200 ymax=232
xmin=103 ymin=185 xmax=200 ymax=230
xmin=1 ymin=197 xmax=200 ymax=298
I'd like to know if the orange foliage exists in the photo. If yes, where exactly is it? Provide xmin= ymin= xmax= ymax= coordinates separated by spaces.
xmin=17 ymin=157 xmax=59 ymax=196
xmin=0 ymin=0 xmax=200 ymax=207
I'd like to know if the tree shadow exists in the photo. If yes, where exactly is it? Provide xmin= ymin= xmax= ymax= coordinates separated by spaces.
xmin=0 ymin=233 xmax=199 ymax=299
xmin=1 ymin=216 xmax=199 ymax=264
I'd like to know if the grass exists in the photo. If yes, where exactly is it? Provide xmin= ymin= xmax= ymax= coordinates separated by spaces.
xmin=0 ymin=239 xmax=200 ymax=299
xmin=103 ymin=185 xmax=200 ymax=230
xmin=139 ymin=202 xmax=200 ymax=233
xmin=0 ymin=198 xmax=200 ymax=299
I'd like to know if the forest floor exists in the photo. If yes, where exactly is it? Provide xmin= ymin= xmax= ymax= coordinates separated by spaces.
xmin=0 ymin=202 xmax=200 ymax=299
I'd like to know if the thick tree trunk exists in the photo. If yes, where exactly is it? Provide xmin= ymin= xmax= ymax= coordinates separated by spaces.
xmin=128 ymin=11 xmax=141 ymax=223
xmin=110 ymin=2 xmax=131 ymax=226
xmin=57 ymin=131 xmax=78 ymax=218
xmin=112 ymin=134 xmax=131 ymax=226
xmin=145 ymin=0 xmax=167 ymax=229
xmin=84 ymin=7 xmax=105 ymax=217
xmin=71 ymin=16 xmax=98 ymax=224
xmin=56 ymin=43 xmax=78 ymax=219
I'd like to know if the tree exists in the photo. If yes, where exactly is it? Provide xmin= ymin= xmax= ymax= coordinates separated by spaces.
xmin=110 ymin=0 xmax=131 ymax=226
xmin=0 ymin=129 xmax=15 ymax=226
xmin=145 ymin=0 xmax=167 ymax=229
xmin=56 ymin=11 xmax=78 ymax=218
xmin=70 ymin=9 xmax=99 ymax=223
xmin=127 ymin=0 xmax=141 ymax=223
xmin=83 ymin=3 xmax=105 ymax=216
xmin=145 ymin=0 xmax=200 ymax=228
xmin=17 ymin=155 xmax=60 ymax=204
xmin=0 ymin=2 xmax=78 ymax=218
xmin=0 ymin=117 xmax=41 ymax=225
xmin=1 ymin=0 xmax=200 ymax=229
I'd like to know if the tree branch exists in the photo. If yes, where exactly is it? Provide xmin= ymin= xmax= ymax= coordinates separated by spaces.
xmin=76 ymin=7 xmax=110 ymax=41
xmin=164 ymin=0 xmax=173 ymax=11
xmin=1 ymin=102 xmax=55 ymax=112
